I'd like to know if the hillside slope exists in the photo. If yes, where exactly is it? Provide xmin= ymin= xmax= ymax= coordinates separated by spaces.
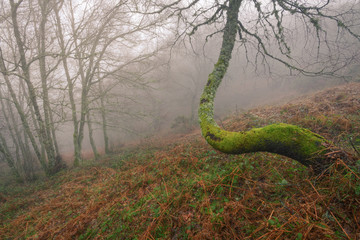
xmin=1 ymin=83 xmax=360 ymax=239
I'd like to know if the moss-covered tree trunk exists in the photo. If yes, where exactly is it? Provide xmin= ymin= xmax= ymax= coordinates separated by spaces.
xmin=198 ymin=0 xmax=348 ymax=172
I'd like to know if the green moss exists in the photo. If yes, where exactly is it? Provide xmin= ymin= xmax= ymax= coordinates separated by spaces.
xmin=199 ymin=120 xmax=330 ymax=167
xmin=198 ymin=0 xmax=334 ymax=171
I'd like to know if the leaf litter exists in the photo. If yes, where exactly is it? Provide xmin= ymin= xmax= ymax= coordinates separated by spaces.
xmin=1 ymin=82 xmax=360 ymax=239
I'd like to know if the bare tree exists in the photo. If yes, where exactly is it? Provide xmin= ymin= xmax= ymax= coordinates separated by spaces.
xmin=0 ymin=0 xmax=66 ymax=175
xmin=0 ymin=0 xmax=170 ymax=179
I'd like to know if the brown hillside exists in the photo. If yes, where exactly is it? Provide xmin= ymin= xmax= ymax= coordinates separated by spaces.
xmin=0 ymin=82 xmax=359 ymax=240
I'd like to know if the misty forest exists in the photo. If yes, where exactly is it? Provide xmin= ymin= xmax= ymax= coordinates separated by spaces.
xmin=1 ymin=0 xmax=360 ymax=239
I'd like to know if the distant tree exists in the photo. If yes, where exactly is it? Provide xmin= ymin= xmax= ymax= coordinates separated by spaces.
xmin=0 ymin=0 xmax=168 ymax=179
xmin=0 ymin=0 xmax=62 ymax=176
xmin=149 ymin=0 xmax=360 ymax=172
xmin=55 ymin=0 xmax=165 ymax=165
xmin=169 ymin=42 xmax=213 ymax=126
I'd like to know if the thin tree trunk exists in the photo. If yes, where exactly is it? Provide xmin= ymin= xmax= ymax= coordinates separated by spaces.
xmin=22 ymin=128 xmax=36 ymax=181
xmin=1 ymin=82 xmax=35 ymax=181
xmin=0 ymin=132 xmax=20 ymax=178
xmin=86 ymin=112 xmax=99 ymax=160
xmin=68 ymin=0 xmax=90 ymax=165
xmin=68 ymin=0 xmax=119 ymax=164
xmin=53 ymin=1 xmax=81 ymax=166
xmin=99 ymin=81 xmax=110 ymax=154
xmin=0 ymin=91 xmax=20 ymax=158
xmin=37 ymin=0 xmax=59 ymax=164
xmin=0 ymin=90 xmax=23 ymax=177
xmin=37 ymin=0 xmax=62 ymax=165
xmin=0 ymin=47 xmax=46 ymax=172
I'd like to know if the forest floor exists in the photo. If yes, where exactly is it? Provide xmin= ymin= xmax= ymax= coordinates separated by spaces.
xmin=1 ymin=82 xmax=360 ymax=239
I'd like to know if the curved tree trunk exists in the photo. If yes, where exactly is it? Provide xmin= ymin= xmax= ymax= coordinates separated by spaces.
xmin=198 ymin=0 xmax=349 ymax=172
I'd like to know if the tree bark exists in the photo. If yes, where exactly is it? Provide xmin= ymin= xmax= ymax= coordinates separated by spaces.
xmin=99 ymin=81 xmax=110 ymax=154
xmin=198 ymin=0 xmax=348 ymax=172
xmin=86 ymin=112 xmax=99 ymax=160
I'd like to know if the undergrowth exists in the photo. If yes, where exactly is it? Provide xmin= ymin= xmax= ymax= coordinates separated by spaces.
xmin=0 ymin=83 xmax=360 ymax=239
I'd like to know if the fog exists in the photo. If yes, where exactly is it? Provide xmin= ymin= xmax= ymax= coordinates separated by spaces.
xmin=0 ymin=0 xmax=359 ymax=181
